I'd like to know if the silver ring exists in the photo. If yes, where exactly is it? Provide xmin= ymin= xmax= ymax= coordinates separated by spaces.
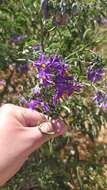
xmin=38 ymin=124 xmax=56 ymax=136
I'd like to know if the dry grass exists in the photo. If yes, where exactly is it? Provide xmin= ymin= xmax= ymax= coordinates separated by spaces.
xmin=96 ymin=25 xmax=107 ymax=58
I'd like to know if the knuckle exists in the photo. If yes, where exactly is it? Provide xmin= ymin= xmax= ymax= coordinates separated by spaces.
xmin=0 ymin=104 xmax=14 ymax=113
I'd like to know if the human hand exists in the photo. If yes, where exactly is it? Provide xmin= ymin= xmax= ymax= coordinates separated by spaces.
xmin=0 ymin=104 xmax=66 ymax=186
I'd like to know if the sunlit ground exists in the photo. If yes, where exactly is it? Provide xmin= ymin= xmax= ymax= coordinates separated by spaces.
xmin=96 ymin=25 xmax=107 ymax=59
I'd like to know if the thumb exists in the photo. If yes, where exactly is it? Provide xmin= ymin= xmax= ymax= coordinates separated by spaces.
xmin=25 ymin=119 xmax=67 ymax=152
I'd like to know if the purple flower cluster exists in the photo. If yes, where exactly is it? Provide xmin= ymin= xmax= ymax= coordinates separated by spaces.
xmin=87 ymin=65 xmax=104 ymax=83
xmin=28 ymin=53 xmax=83 ymax=111
xmin=35 ymin=53 xmax=68 ymax=87
xmin=94 ymin=91 xmax=107 ymax=109
xmin=53 ymin=75 xmax=83 ymax=105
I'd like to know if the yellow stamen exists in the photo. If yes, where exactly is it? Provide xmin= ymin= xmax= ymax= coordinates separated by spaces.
xmin=64 ymin=71 xmax=71 ymax=77
xmin=41 ymin=63 xmax=46 ymax=69
xmin=63 ymin=92 xmax=68 ymax=98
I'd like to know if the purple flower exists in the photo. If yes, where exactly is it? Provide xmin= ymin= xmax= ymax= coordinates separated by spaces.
xmin=94 ymin=92 xmax=104 ymax=104
xmin=54 ymin=76 xmax=83 ymax=103
xmin=32 ymin=45 xmax=41 ymax=52
xmin=94 ymin=91 xmax=107 ymax=109
xmin=0 ymin=80 xmax=6 ymax=86
xmin=53 ymin=94 xmax=58 ymax=106
xmin=35 ymin=54 xmax=54 ymax=87
xmin=19 ymin=97 xmax=27 ymax=105
xmin=35 ymin=54 xmax=69 ymax=75
xmin=102 ymin=103 xmax=107 ymax=109
xmin=87 ymin=66 xmax=104 ymax=83
xmin=48 ymin=56 xmax=69 ymax=75
xmin=73 ymin=82 xmax=84 ymax=92
xmin=43 ymin=103 xmax=50 ymax=112
xmin=35 ymin=53 xmax=47 ymax=70
xmin=28 ymin=99 xmax=50 ymax=112
xmin=41 ymin=0 xmax=49 ymax=19
xmin=38 ymin=70 xmax=54 ymax=87
xmin=28 ymin=99 xmax=42 ymax=110
xmin=33 ymin=86 xmax=41 ymax=95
